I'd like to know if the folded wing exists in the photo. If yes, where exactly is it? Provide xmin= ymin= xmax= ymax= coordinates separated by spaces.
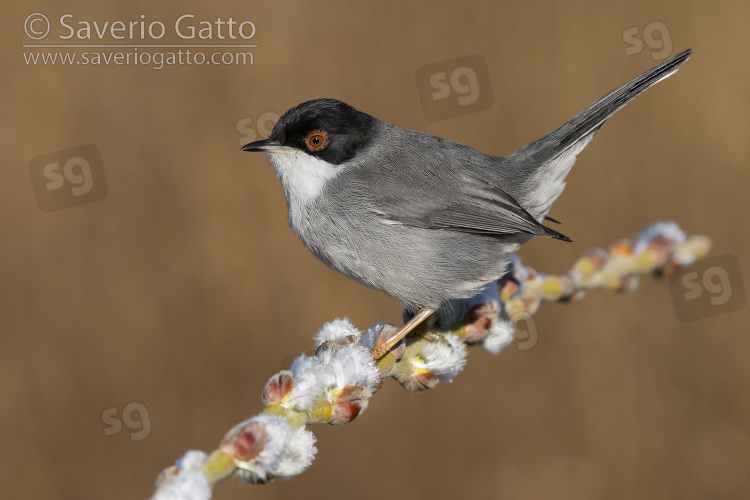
xmin=374 ymin=172 xmax=571 ymax=241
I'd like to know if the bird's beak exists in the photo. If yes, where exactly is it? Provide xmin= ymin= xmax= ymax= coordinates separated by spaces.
xmin=240 ymin=139 xmax=286 ymax=153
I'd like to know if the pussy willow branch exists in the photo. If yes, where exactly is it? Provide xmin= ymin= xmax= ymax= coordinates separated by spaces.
xmin=150 ymin=222 xmax=710 ymax=500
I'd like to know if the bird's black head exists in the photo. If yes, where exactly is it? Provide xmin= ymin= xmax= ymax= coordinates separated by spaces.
xmin=242 ymin=98 xmax=377 ymax=165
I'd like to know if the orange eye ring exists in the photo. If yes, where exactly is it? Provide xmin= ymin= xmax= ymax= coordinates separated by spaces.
xmin=305 ymin=130 xmax=328 ymax=152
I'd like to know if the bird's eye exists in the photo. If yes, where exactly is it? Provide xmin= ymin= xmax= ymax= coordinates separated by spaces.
xmin=305 ymin=130 xmax=328 ymax=152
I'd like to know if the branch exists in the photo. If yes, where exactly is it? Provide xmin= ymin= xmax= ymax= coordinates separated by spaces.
xmin=150 ymin=221 xmax=711 ymax=499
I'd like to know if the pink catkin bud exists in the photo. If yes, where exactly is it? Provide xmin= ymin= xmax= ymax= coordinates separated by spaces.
xmin=401 ymin=371 xmax=440 ymax=392
xmin=262 ymin=371 xmax=294 ymax=406
xmin=463 ymin=303 xmax=497 ymax=343
xmin=330 ymin=386 xmax=372 ymax=425
xmin=221 ymin=421 xmax=268 ymax=460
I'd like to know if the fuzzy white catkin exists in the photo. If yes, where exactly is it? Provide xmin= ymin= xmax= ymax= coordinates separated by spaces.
xmin=153 ymin=451 xmax=211 ymax=500
xmin=481 ymin=318 xmax=515 ymax=355
xmin=313 ymin=318 xmax=361 ymax=347
xmin=634 ymin=221 xmax=686 ymax=251
xmin=287 ymin=343 xmax=380 ymax=411
xmin=415 ymin=333 xmax=467 ymax=383
xmin=234 ymin=415 xmax=317 ymax=483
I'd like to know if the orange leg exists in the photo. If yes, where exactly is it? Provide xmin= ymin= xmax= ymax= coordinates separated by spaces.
xmin=370 ymin=307 xmax=436 ymax=360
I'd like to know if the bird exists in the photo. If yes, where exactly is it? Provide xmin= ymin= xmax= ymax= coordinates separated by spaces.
xmin=241 ymin=49 xmax=692 ymax=358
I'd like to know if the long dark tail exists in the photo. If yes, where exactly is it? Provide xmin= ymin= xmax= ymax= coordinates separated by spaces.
xmin=506 ymin=49 xmax=692 ymax=220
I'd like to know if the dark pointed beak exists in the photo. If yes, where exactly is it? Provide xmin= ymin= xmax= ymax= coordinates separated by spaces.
xmin=241 ymin=139 xmax=285 ymax=152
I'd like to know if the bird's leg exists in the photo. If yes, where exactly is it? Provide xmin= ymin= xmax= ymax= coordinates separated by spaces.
xmin=370 ymin=307 xmax=436 ymax=360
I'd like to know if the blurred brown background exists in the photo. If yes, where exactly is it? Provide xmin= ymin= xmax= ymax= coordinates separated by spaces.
xmin=2 ymin=1 xmax=749 ymax=499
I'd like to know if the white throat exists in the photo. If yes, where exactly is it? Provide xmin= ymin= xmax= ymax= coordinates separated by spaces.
xmin=267 ymin=148 xmax=340 ymax=230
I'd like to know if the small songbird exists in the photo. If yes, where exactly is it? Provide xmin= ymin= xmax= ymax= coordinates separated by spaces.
xmin=242 ymin=49 xmax=692 ymax=357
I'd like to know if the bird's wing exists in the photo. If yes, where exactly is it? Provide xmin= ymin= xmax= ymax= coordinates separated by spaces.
xmin=372 ymin=171 xmax=571 ymax=242
xmin=505 ymin=49 xmax=692 ymax=220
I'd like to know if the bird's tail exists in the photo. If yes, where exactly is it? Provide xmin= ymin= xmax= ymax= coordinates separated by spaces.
xmin=505 ymin=49 xmax=692 ymax=220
